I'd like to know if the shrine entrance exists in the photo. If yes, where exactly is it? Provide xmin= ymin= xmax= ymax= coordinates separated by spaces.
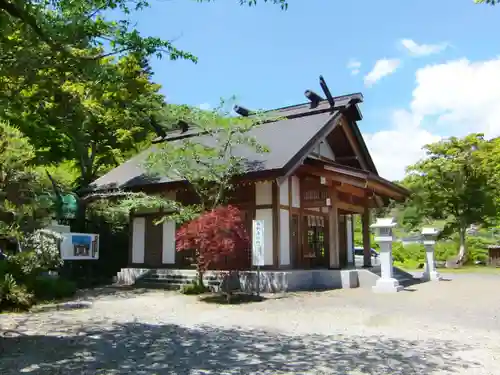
xmin=302 ymin=214 xmax=329 ymax=268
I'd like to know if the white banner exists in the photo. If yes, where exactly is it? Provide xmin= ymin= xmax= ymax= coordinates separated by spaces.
xmin=252 ymin=220 xmax=265 ymax=266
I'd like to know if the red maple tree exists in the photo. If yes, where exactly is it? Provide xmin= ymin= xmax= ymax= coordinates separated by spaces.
xmin=175 ymin=205 xmax=251 ymax=274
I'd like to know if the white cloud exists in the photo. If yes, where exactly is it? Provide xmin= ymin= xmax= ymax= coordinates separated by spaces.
xmin=364 ymin=57 xmax=500 ymax=181
xmin=364 ymin=111 xmax=440 ymax=181
xmin=198 ymin=103 xmax=211 ymax=110
xmin=364 ymin=59 xmax=400 ymax=87
xmin=400 ymin=39 xmax=448 ymax=57
xmin=347 ymin=59 xmax=361 ymax=75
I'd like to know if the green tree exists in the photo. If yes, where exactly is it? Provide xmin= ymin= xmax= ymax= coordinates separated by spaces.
xmin=1 ymin=52 xmax=163 ymax=190
xmin=0 ymin=0 xmax=286 ymax=63
xmin=0 ymin=0 xmax=289 ymax=189
xmin=118 ymin=101 xmax=271 ymax=222
xmin=145 ymin=102 xmax=270 ymax=216
xmin=404 ymin=134 xmax=496 ymax=263
xmin=477 ymin=137 xmax=500 ymax=224
xmin=114 ymin=102 xmax=271 ymax=285
xmin=474 ymin=0 xmax=499 ymax=4
xmin=0 ymin=122 xmax=53 ymax=242
xmin=0 ymin=0 xmax=196 ymax=62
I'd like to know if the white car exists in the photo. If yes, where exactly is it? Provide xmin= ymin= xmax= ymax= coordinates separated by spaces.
xmin=354 ymin=247 xmax=380 ymax=267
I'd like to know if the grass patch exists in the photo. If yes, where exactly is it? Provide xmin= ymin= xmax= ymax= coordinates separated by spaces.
xmin=199 ymin=292 xmax=266 ymax=305
xmin=437 ymin=266 xmax=500 ymax=274
xmin=180 ymin=282 xmax=209 ymax=295
xmin=398 ymin=265 xmax=500 ymax=275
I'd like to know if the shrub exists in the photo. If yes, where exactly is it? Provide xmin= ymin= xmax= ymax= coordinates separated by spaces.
xmin=30 ymin=276 xmax=77 ymax=301
xmin=434 ymin=241 xmax=456 ymax=262
xmin=180 ymin=280 xmax=208 ymax=295
xmin=0 ymin=274 xmax=34 ymax=311
xmin=466 ymin=236 xmax=491 ymax=264
xmin=176 ymin=205 xmax=250 ymax=290
xmin=21 ymin=229 xmax=63 ymax=270
xmin=392 ymin=242 xmax=425 ymax=266
xmin=5 ymin=251 xmax=44 ymax=283
xmin=176 ymin=205 xmax=251 ymax=272
xmin=393 ymin=236 xmax=490 ymax=268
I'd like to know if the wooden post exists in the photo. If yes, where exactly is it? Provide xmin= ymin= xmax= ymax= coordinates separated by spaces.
xmin=362 ymin=207 xmax=371 ymax=268
xmin=288 ymin=176 xmax=294 ymax=268
xmin=272 ymin=180 xmax=280 ymax=268
xmin=328 ymin=187 xmax=340 ymax=268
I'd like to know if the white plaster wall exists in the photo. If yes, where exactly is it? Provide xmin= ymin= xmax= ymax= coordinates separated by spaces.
xmin=279 ymin=179 xmax=289 ymax=205
xmin=319 ymin=141 xmax=335 ymax=160
xmin=279 ymin=209 xmax=290 ymax=266
xmin=255 ymin=208 xmax=274 ymax=265
xmin=291 ymin=176 xmax=300 ymax=208
xmin=162 ymin=221 xmax=176 ymax=264
xmin=256 ymin=181 xmax=272 ymax=205
xmin=132 ymin=217 xmax=145 ymax=264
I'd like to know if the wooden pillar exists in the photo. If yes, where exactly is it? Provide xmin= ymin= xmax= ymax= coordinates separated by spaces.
xmin=288 ymin=177 xmax=294 ymax=268
xmin=328 ymin=187 xmax=340 ymax=268
xmin=272 ymin=180 xmax=280 ymax=267
xmin=362 ymin=207 xmax=371 ymax=267
xmin=298 ymin=176 xmax=305 ymax=268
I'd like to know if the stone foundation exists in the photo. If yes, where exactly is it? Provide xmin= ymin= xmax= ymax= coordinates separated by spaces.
xmin=115 ymin=268 xmax=363 ymax=292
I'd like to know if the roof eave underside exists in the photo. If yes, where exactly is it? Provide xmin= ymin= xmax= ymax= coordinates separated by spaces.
xmin=303 ymin=158 xmax=409 ymax=201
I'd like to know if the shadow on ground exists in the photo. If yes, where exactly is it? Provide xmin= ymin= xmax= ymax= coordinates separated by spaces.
xmin=0 ymin=320 xmax=480 ymax=374
xmin=75 ymin=285 xmax=154 ymax=301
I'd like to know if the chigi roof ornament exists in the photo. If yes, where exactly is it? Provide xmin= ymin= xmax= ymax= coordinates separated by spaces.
xmin=319 ymin=75 xmax=335 ymax=109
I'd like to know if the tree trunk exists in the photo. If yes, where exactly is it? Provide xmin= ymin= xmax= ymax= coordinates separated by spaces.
xmin=196 ymin=250 xmax=204 ymax=288
xmin=197 ymin=269 xmax=204 ymax=288
xmin=74 ymin=199 xmax=87 ymax=233
xmin=457 ymin=226 xmax=467 ymax=264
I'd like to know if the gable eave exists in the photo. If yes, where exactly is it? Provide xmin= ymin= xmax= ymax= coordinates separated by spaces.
xmin=277 ymin=109 xmax=347 ymax=184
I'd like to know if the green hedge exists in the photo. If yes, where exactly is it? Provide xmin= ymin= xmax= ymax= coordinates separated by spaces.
xmin=391 ymin=235 xmax=493 ymax=269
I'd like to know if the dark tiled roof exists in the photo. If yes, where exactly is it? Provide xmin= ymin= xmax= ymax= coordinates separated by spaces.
xmin=90 ymin=94 xmax=362 ymax=191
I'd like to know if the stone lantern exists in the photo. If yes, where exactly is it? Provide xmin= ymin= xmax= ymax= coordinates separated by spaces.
xmin=371 ymin=217 xmax=403 ymax=293
xmin=421 ymin=227 xmax=441 ymax=281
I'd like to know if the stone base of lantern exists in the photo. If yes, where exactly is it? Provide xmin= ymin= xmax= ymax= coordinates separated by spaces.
xmin=372 ymin=277 xmax=403 ymax=293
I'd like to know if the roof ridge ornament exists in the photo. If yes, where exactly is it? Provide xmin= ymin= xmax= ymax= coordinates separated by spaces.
xmin=233 ymin=105 xmax=253 ymax=117
xmin=319 ymin=75 xmax=335 ymax=109
xmin=178 ymin=120 xmax=189 ymax=133
xmin=304 ymin=90 xmax=323 ymax=108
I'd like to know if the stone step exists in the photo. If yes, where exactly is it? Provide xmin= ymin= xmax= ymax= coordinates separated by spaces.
xmin=141 ymin=277 xmax=193 ymax=284
xmin=369 ymin=267 xmax=416 ymax=286
xmin=147 ymin=274 xmax=193 ymax=281
xmin=148 ymin=271 xmax=219 ymax=279
xmin=138 ymin=275 xmax=221 ymax=287
xmin=134 ymin=281 xmax=185 ymax=290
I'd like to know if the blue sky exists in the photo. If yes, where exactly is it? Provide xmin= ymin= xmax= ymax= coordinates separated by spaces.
xmin=129 ymin=0 xmax=500 ymax=179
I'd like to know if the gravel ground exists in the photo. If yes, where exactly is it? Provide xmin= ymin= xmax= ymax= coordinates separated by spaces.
xmin=1 ymin=276 xmax=500 ymax=375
